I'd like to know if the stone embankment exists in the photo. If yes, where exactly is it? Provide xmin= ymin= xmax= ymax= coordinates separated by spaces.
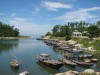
xmin=0 ymin=36 xmax=31 ymax=40
xmin=55 ymin=69 xmax=100 ymax=75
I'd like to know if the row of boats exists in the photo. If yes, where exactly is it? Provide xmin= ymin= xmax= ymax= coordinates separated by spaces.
xmin=36 ymin=39 xmax=98 ymax=69
xmin=36 ymin=53 xmax=98 ymax=69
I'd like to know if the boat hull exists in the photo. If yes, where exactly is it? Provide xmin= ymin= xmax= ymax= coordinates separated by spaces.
xmin=75 ymin=62 xmax=93 ymax=66
xmin=38 ymin=60 xmax=63 ymax=69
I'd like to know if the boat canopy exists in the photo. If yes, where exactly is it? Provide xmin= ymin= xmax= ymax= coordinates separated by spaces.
xmin=40 ymin=53 xmax=50 ymax=57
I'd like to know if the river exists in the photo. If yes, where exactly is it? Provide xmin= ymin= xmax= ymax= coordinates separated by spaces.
xmin=0 ymin=39 xmax=100 ymax=75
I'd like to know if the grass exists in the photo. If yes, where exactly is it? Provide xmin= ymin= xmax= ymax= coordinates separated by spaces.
xmin=47 ymin=36 xmax=100 ymax=51
xmin=72 ymin=37 xmax=100 ymax=51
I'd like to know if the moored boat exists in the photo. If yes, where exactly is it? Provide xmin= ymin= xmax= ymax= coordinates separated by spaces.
xmin=72 ymin=54 xmax=93 ymax=59
xmin=37 ymin=53 xmax=63 ymax=69
xmin=10 ymin=59 xmax=19 ymax=68
xmin=84 ymin=58 xmax=98 ymax=62
xmin=60 ymin=58 xmax=77 ymax=67
xmin=90 ymin=58 xmax=98 ymax=62
xmin=66 ymin=49 xmax=83 ymax=53
xmin=79 ymin=54 xmax=93 ymax=58
xmin=74 ymin=61 xmax=93 ymax=66
xmin=19 ymin=71 xmax=29 ymax=75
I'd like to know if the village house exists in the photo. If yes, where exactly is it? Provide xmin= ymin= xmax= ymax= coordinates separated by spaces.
xmin=73 ymin=30 xmax=82 ymax=37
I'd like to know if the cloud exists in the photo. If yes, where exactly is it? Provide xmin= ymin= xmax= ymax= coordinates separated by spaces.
xmin=81 ymin=7 xmax=100 ymax=12
xmin=54 ymin=7 xmax=100 ymax=22
xmin=9 ymin=17 xmax=53 ymax=36
xmin=41 ymin=1 xmax=73 ymax=11
xmin=11 ymin=13 xmax=16 ymax=17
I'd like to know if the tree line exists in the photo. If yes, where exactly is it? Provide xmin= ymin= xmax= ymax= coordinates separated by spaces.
xmin=0 ymin=21 xmax=19 ymax=37
xmin=45 ymin=21 xmax=100 ymax=40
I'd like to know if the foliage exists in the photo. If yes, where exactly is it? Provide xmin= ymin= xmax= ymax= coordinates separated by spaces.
xmin=96 ymin=20 xmax=100 ymax=28
xmin=45 ymin=21 xmax=100 ymax=40
xmin=72 ymin=37 xmax=100 ymax=51
xmin=45 ymin=32 xmax=52 ymax=36
xmin=51 ymin=25 xmax=72 ymax=40
xmin=52 ymin=25 xmax=61 ymax=37
xmin=88 ymin=25 xmax=100 ymax=38
xmin=0 ymin=21 xmax=19 ymax=37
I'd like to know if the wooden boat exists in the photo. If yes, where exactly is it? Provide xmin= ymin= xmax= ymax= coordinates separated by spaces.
xmin=84 ymin=58 xmax=98 ymax=62
xmin=10 ymin=59 xmax=19 ymax=68
xmin=78 ymin=54 xmax=93 ymax=58
xmin=90 ymin=58 xmax=98 ymax=62
xmin=59 ymin=46 xmax=70 ymax=50
xmin=53 ymin=44 xmax=61 ymax=47
xmin=72 ymin=54 xmax=93 ymax=58
xmin=66 ymin=49 xmax=83 ymax=53
xmin=74 ymin=61 xmax=93 ymax=66
xmin=37 ymin=53 xmax=63 ymax=69
xmin=19 ymin=71 xmax=29 ymax=75
xmin=60 ymin=59 xmax=77 ymax=67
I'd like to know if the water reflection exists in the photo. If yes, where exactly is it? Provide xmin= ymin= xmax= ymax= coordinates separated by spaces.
xmin=10 ymin=66 xmax=19 ymax=74
xmin=0 ymin=39 xmax=19 ymax=54
xmin=37 ymin=62 xmax=60 ymax=74
xmin=52 ymin=47 xmax=64 ymax=55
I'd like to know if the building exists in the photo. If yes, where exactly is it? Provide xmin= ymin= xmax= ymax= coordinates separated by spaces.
xmin=73 ymin=30 xmax=82 ymax=36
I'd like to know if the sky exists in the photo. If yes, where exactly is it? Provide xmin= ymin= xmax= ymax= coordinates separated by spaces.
xmin=0 ymin=0 xmax=100 ymax=37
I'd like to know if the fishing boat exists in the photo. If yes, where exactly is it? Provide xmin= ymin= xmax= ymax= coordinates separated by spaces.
xmin=10 ymin=59 xmax=19 ymax=68
xmin=59 ymin=58 xmax=77 ymax=67
xmin=58 ymin=46 xmax=70 ymax=50
xmin=19 ymin=71 xmax=29 ymax=75
xmin=37 ymin=53 xmax=63 ymax=69
xmin=78 ymin=54 xmax=93 ymax=58
xmin=72 ymin=54 xmax=93 ymax=59
xmin=90 ymin=58 xmax=98 ymax=62
xmin=66 ymin=49 xmax=83 ymax=53
xmin=74 ymin=61 xmax=93 ymax=66
xmin=84 ymin=58 xmax=98 ymax=62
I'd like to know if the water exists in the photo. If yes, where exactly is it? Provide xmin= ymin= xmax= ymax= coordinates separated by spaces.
xmin=0 ymin=39 xmax=100 ymax=75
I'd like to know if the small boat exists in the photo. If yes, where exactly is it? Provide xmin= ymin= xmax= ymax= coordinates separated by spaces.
xmin=90 ymin=58 xmax=98 ymax=62
xmin=19 ymin=71 xmax=29 ymax=75
xmin=84 ymin=58 xmax=98 ymax=62
xmin=66 ymin=49 xmax=83 ymax=53
xmin=74 ymin=61 xmax=93 ymax=66
xmin=10 ymin=59 xmax=19 ymax=68
xmin=72 ymin=54 xmax=93 ymax=59
xmin=59 ymin=46 xmax=70 ymax=50
xmin=79 ymin=54 xmax=93 ymax=58
xmin=84 ymin=59 xmax=91 ymax=63
xmin=37 ymin=53 xmax=63 ymax=69
xmin=60 ymin=59 xmax=77 ymax=67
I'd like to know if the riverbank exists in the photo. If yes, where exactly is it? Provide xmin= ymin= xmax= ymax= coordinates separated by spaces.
xmin=72 ymin=37 xmax=100 ymax=51
xmin=55 ymin=69 xmax=100 ymax=75
xmin=0 ymin=36 xmax=31 ymax=40
xmin=43 ymin=36 xmax=100 ymax=51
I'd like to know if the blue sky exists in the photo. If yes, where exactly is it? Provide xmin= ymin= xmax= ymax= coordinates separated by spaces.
xmin=0 ymin=0 xmax=100 ymax=37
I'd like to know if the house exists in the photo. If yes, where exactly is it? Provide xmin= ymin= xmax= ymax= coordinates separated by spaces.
xmin=73 ymin=30 xmax=82 ymax=37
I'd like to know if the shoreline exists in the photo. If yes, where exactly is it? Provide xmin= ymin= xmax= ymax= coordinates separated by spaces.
xmin=0 ymin=36 xmax=31 ymax=40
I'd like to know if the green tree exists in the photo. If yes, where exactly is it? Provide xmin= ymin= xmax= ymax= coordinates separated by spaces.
xmin=45 ymin=32 xmax=52 ymax=36
xmin=52 ymin=25 xmax=61 ymax=37
xmin=0 ymin=21 xmax=19 ymax=37
xmin=88 ymin=25 xmax=100 ymax=38
xmin=96 ymin=21 xmax=100 ymax=28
